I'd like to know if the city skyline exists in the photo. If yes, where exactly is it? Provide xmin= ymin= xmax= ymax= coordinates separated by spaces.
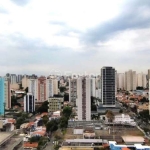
xmin=0 ymin=0 xmax=150 ymax=75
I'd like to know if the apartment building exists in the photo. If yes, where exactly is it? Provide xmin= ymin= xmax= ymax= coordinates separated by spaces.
xmin=22 ymin=75 xmax=29 ymax=89
xmin=10 ymin=74 xmax=17 ymax=84
xmin=76 ymin=77 xmax=91 ymax=121
xmin=46 ymin=78 xmax=58 ymax=99
xmin=101 ymin=67 xmax=116 ymax=107
xmin=69 ymin=78 xmax=77 ymax=105
xmin=48 ymin=97 xmax=63 ymax=112
xmin=28 ymin=79 xmax=38 ymax=101
xmin=117 ymin=73 xmax=124 ymax=90
xmin=124 ymin=70 xmax=137 ymax=91
xmin=37 ymin=76 xmax=46 ymax=102
xmin=137 ymin=73 xmax=143 ymax=87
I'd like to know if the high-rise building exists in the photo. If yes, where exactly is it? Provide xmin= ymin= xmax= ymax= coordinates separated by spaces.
xmin=46 ymin=78 xmax=58 ymax=99
xmin=91 ymin=78 xmax=96 ymax=97
xmin=142 ymin=74 xmax=147 ymax=88
xmin=22 ymin=76 xmax=29 ymax=89
xmin=38 ymin=76 xmax=46 ymax=101
xmin=124 ymin=70 xmax=137 ymax=91
xmin=4 ymin=77 xmax=11 ymax=109
xmin=17 ymin=75 xmax=23 ymax=83
xmin=0 ymin=77 xmax=11 ymax=115
xmin=137 ymin=73 xmax=143 ymax=87
xmin=0 ymin=77 xmax=5 ymax=115
xmin=28 ymin=79 xmax=38 ymax=101
xmin=69 ymin=78 xmax=77 ymax=104
xmin=10 ymin=74 xmax=17 ymax=84
xmin=101 ymin=67 xmax=116 ymax=107
xmin=117 ymin=73 xmax=125 ymax=90
xmin=76 ymin=77 xmax=91 ymax=121
xmin=24 ymin=93 xmax=35 ymax=113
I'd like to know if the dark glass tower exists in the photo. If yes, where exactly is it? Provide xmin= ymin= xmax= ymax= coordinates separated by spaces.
xmin=101 ymin=67 xmax=116 ymax=107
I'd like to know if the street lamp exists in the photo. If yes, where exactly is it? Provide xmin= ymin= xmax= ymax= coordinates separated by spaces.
xmin=3 ymin=102 xmax=6 ymax=119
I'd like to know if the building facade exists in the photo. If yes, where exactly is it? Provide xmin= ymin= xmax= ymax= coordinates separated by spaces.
xmin=69 ymin=78 xmax=77 ymax=105
xmin=24 ymin=93 xmax=35 ymax=113
xmin=48 ymin=97 xmax=63 ymax=112
xmin=101 ymin=67 xmax=116 ymax=107
xmin=37 ymin=76 xmax=46 ymax=101
xmin=117 ymin=73 xmax=124 ymax=90
xmin=46 ymin=78 xmax=58 ymax=99
xmin=76 ymin=77 xmax=91 ymax=121
xmin=28 ymin=79 xmax=38 ymax=101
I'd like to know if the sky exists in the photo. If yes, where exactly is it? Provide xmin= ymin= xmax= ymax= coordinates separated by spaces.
xmin=0 ymin=0 xmax=150 ymax=76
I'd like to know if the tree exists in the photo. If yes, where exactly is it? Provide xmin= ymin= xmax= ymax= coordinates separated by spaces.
xmin=43 ymin=115 xmax=49 ymax=125
xmin=46 ymin=120 xmax=58 ymax=133
xmin=59 ymin=116 xmax=68 ymax=129
xmin=106 ymin=110 xmax=114 ymax=122
xmin=25 ymin=87 xmax=28 ymax=93
xmin=59 ymin=87 xmax=66 ymax=93
xmin=62 ymin=106 xmax=72 ymax=118
xmin=37 ymin=101 xmax=49 ymax=113
xmin=119 ymin=109 xmax=123 ymax=113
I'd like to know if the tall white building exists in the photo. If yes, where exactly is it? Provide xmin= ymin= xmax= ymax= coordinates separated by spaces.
xmin=10 ymin=74 xmax=17 ymax=84
xmin=46 ymin=78 xmax=58 ymax=99
xmin=117 ymin=73 xmax=124 ymax=90
xmin=76 ymin=77 xmax=91 ymax=121
xmin=28 ymin=79 xmax=38 ymax=101
xmin=24 ymin=93 xmax=35 ymax=113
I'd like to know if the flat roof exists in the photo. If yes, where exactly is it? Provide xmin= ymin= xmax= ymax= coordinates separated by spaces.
xmin=122 ymin=136 xmax=144 ymax=143
xmin=65 ymin=139 xmax=103 ymax=143
xmin=0 ymin=132 xmax=13 ymax=145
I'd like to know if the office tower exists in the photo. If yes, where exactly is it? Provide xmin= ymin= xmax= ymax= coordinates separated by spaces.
xmin=142 ymin=74 xmax=147 ymax=88
xmin=117 ymin=73 xmax=125 ymax=90
xmin=0 ymin=77 xmax=5 ymax=115
xmin=124 ymin=70 xmax=137 ymax=91
xmin=28 ymin=79 xmax=38 ymax=101
xmin=0 ymin=77 xmax=11 ymax=115
xmin=48 ymin=97 xmax=64 ymax=112
xmin=69 ymin=78 xmax=77 ymax=104
xmin=46 ymin=78 xmax=59 ymax=99
xmin=10 ymin=74 xmax=17 ymax=84
xmin=76 ymin=77 xmax=91 ymax=121
xmin=17 ymin=75 xmax=23 ymax=83
xmin=24 ymin=93 xmax=35 ymax=113
xmin=38 ymin=76 xmax=46 ymax=101
xmin=101 ymin=67 xmax=116 ymax=107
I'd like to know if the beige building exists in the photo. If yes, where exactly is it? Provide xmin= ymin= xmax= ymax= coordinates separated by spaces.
xmin=4 ymin=77 xmax=11 ymax=109
xmin=117 ymin=73 xmax=124 ymax=90
xmin=137 ymin=73 xmax=143 ymax=87
xmin=48 ymin=97 xmax=64 ymax=112
xmin=10 ymin=83 xmax=19 ymax=90
xmin=125 ymin=70 xmax=137 ymax=91
xmin=22 ymin=76 xmax=29 ymax=89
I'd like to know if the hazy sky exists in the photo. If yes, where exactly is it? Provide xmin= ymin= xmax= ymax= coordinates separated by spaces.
xmin=0 ymin=0 xmax=150 ymax=76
